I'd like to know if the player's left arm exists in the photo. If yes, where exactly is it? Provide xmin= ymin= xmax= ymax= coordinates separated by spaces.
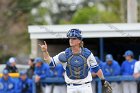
xmin=87 ymin=53 xmax=104 ymax=79
xmin=88 ymin=53 xmax=112 ymax=93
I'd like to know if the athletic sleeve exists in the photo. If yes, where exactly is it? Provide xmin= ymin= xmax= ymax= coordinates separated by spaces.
xmin=87 ymin=53 xmax=98 ymax=67
xmin=50 ymin=51 xmax=66 ymax=66
xmin=87 ymin=53 xmax=100 ymax=73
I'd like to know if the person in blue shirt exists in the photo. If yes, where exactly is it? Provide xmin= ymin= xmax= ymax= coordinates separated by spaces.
xmin=103 ymin=54 xmax=120 ymax=77
xmin=34 ymin=57 xmax=53 ymax=93
xmin=90 ymin=56 xmax=105 ymax=78
xmin=121 ymin=50 xmax=137 ymax=76
xmin=0 ymin=69 xmax=15 ymax=93
xmin=95 ymin=56 xmax=105 ymax=70
xmin=102 ymin=54 xmax=121 ymax=93
xmin=53 ymin=64 xmax=64 ymax=78
xmin=121 ymin=50 xmax=137 ymax=93
xmin=16 ymin=70 xmax=32 ymax=93
xmin=52 ymin=63 xmax=66 ymax=93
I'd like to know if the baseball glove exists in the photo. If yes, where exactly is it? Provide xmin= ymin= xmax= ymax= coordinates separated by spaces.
xmin=101 ymin=80 xmax=112 ymax=93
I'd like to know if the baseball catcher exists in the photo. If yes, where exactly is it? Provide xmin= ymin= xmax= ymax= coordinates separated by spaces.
xmin=39 ymin=29 xmax=112 ymax=93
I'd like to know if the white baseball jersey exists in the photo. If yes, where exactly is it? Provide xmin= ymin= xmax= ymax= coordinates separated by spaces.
xmin=51 ymin=51 xmax=98 ymax=84
xmin=134 ymin=61 xmax=140 ymax=73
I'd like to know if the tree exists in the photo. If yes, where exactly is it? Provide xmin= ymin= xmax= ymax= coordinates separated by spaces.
xmin=71 ymin=6 xmax=121 ymax=24
xmin=0 ymin=0 xmax=42 ymax=63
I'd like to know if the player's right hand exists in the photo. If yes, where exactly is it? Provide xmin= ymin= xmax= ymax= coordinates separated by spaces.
xmin=39 ymin=41 xmax=48 ymax=52
xmin=35 ymin=75 xmax=41 ymax=83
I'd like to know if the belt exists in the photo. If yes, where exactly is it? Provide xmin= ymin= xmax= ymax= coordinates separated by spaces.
xmin=67 ymin=82 xmax=90 ymax=86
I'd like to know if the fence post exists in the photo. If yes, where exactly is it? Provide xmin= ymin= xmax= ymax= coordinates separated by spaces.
xmin=98 ymin=80 xmax=102 ymax=93
xmin=32 ymin=76 xmax=36 ymax=93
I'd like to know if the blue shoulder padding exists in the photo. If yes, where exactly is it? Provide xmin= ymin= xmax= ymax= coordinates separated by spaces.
xmin=81 ymin=48 xmax=91 ymax=58
xmin=58 ymin=53 xmax=67 ymax=63
xmin=91 ymin=65 xmax=100 ymax=73
xmin=65 ymin=48 xmax=72 ymax=59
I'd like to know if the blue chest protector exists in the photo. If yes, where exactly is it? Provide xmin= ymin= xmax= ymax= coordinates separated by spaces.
xmin=64 ymin=48 xmax=91 ymax=80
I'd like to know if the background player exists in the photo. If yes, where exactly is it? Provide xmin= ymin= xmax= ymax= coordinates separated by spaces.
xmin=16 ymin=70 xmax=33 ymax=93
xmin=102 ymin=54 xmax=122 ymax=93
xmin=34 ymin=57 xmax=53 ymax=93
xmin=0 ymin=69 xmax=15 ymax=93
xmin=52 ymin=63 xmax=66 ymax=93
xmin=121 ymin=50 xmax=137 ymax=93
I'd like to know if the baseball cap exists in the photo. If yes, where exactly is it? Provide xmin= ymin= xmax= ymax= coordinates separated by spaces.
xmin=20 ymin=70 xmax=27 ymax=76
xmin=106 ymin=54 xmax=113 ymax=62
xmin=123 ymin=50 xmax=134 ymax=57
xmin=3 ymin=69 xmax=9 ymax=75
xmin=34 ymin=57 xmax=44 ymax=64
xmin=9 ymin=57 xmax=16 ymax=64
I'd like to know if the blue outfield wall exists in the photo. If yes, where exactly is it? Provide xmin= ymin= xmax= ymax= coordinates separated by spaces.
xmin=32 ymin=76 xmax=140 ymax=93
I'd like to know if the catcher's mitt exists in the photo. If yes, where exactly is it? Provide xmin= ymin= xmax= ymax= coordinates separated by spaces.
xmin=101 ymin=80 xmax=112 ymax=93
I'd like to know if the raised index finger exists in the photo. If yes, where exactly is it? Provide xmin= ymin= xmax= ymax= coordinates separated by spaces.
xmin=44 ymin=41 xmax=47 ymax=46
xmin=38 ymin=44 xmax=42 ymax=47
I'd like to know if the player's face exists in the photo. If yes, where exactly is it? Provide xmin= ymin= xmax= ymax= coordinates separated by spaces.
xmin=20 ymin=75 xmax=27 ymax=81
xmin=35 ymin=62 xmax=42 ymax=67
xmin=69 ymin=38 xmax=81 ymax=47
xmin=107 ymin=61 xmax=112 ymax=65
xmin=3 ymin=74 xmax=9 ymax=80
xmin=28 ymin=59 xmax=33 ymax=66
xmin=125 ymin=56 xmax=132 ymax=61
xmin=11 ymin=62 xmax=16 ymax=67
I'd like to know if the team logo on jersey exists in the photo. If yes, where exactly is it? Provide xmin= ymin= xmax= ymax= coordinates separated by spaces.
xmin=8 ymin=83 xmax=13 ymax=89
xmin=42 ymin=71 xmax=45 ymax=74
xmin=105 ymin=69 xmax=109 ymax=72
xmin=75 ymin=60 xmax=79 ymax=63
xmin=0 ymin=83 xmax=4 ymax=89
xmin=131 ymin=65 xmax=134 ymax=69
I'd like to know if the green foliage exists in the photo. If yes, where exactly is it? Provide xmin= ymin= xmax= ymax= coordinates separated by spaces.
xmin=16 ymin=0 xmax=41 ymax=12
xmin=59 ymin=19 xmax=72 ymax=24
xmin=99 ymin=11 xmax=121 ymax=23
xmin=29 ymin=7 xmax=48 ymax=25
xmin=71 ymin=6 xmax=121 ymax=24
xmin=101 ymin=0 xmax=121 ymax=15
xmin=71 ymin=7 xmax=98 ymax=24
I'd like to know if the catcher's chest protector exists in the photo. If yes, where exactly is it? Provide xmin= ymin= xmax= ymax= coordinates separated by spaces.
xmin=65 ymin=48 xmax=91 ymax=80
